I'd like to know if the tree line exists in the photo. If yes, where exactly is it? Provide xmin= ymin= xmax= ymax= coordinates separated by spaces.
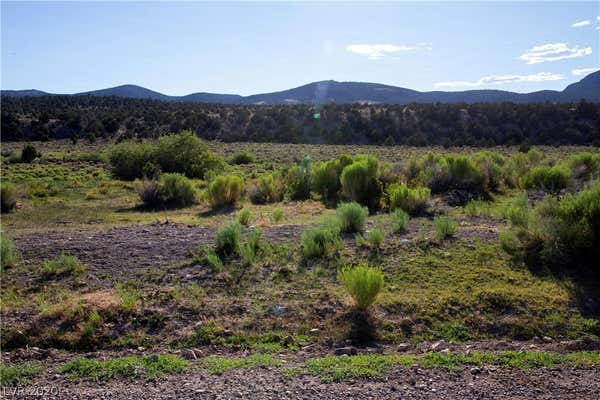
xmin=2 ymin=95 xmax=599 ymax=146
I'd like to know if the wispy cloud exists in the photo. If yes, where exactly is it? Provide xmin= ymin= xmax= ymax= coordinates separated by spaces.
xmin=346 ymin=43 xmax=431 ymax=60
xmin=519 ymin=43 xmax=592 ymax=64
xmin=434 ymin=72 xmax=564 ymax=89
xmin=572 ymin=20 xmax=591 ymax=27
xmin=572 ymin=67 xmax=600 ymax=76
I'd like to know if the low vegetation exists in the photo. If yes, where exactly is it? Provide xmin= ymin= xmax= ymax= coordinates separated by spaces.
xmin=0 ymin=363 xmax=42 ymax=386
xmin=59 ymin=355 xmax=187 ymax=381
xmin=338 ymin=264 xmax=384 ymax=311
xmin=336 ymin=202 xmax=368 ymax=233
xmin=434 ymin=216 xmax=457 ymax=240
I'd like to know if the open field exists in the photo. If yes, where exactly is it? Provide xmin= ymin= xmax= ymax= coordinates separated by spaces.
xmin=1 ymin=139 xmax=599 ymax=398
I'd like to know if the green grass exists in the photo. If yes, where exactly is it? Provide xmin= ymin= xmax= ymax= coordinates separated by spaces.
xmin=202 ymin=354 xmax=281 ymax=374
xmin=0 ymin=364 xmax=42 ymax=386
xmin=42 ymin=253 xmax=85 ymax=277
xmin=305 ymin=351 xmax=600 ymax=382
xmin=306 ymin=354 xmax=414 ymax=383
xmin=59 ymin=355 xmax=187 ymax=381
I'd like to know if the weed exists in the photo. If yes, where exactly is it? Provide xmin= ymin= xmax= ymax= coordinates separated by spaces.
xmin=42 ymin=253 xmax=85 ymax=277
xmin=215 ymin=221 xmax=242 ymax=257
xmin=236 ymin=208 xmax=252 ymax=226
xmin=1 ymin=183 xmax=18 ymax=213
xmin=1 ymin=236 xmax=20 ymax=268
xmin=387 ymin=184 xmax=430 ymax=215
xmin=391 ymin=209 xmax=410 ymax=233
xmin=207 ymin=175 xmax=244 ymax=208
xmin=338 ymin=264 xmax=384 ymax=311
xmin=301 ymin=224 xmax=341 ymax=259
xmin=270 ymin=208 xmax=284 ymax=224
xmin=336 ymin=202 xmax=368 ymax=233
xmin=433 ymin=216 xmax=457 ymax=240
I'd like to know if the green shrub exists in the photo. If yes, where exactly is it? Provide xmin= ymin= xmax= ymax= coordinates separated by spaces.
xmin=504 ymin=192 xmax=530 ymax=228
xmin=137 ymin=180 xmax=163 ymax=207
xmin=417 ymin=153 xmax=487 ymax=194
xmin=338 ymin=264 xmax=384 ymax=311
xmin=108 ymin=140 xmax=155 ymax=180
xmin=236 ymin=208 xmax=252 ymax=226
xmin=285 ymin=156 xmax=312 ymax=200
xmin=433 ymin=216 xmax=457 ymax=240
xmin=215 ymin=221 xmax=242 ymax=257
xmin=270 ymin=208 xmax=284 ymax=224
xmin=238 ymin=236 xmax=259 ymax=266
xmin=464 ymin=199 xmax=492 ymax=217
xmin=301 ymin=224 xmax=341 ymax=259
xmin=501 ymin=183 xmax=600 ymax=274
xmin=521 ymin=165 xmax=571 ymax=193
xmin=357 ymin=229 xmax=385 ymax=250
xmin=160 ymin=173 xmax=196 ymax=207
xmin=340 ymin=156 xmax=382 ymax=209
xmin=1 ymin=183 xmax=18 ymax=213
xmin=42 ymin=253 xmax=85 ymax=277
xmin=1 ymin=236 xmax=20 ymax=268
xmin=229 ymin=151 xmax=256 ymax=165
xmin=568 ymin=152 xmax=600 ymax=180
xmin=207 ymin=175 xmax=244 ymax=208
xmin=311 ymin=155 xmax=352 ymax=204
xmin=336 ymin=202 xmax=368 ymax=233
xmin=472 ymin=151 xmax=506 ymax=192
xmin=155 ymin=131 xmax=223 ymax=178
xmin=387 ymin=183 xmax=430 ymax=215
xmin=205 ymin=251 xmax=224 ymax=272
xmin=530 ymin=182 xmax=600 ymax=272
xmin=21 ymin=144 xmax=41 ymax=163
xmin=137 ymin=173 xmax=196 ymax=208
xmin=248 ymin=174 xmax=284 ymax=204
xmin=391 ymin=209 xmax=410 ymax=233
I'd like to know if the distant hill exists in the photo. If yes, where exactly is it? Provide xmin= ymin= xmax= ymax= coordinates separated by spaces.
xmin=3 ymin=71 xmax=599 ymax=104
xmin=75 ymin=84 xmax=171 ymax=101
xmin=1 ymin=89 xmax=53 ymax=97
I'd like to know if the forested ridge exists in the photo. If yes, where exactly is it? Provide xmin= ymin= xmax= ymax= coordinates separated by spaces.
xmin=2 ymin=95 xmax=599 ymax=146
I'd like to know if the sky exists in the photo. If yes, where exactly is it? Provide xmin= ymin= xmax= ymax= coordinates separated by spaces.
xmin=1 ymin=1 xmax=599 ymax=95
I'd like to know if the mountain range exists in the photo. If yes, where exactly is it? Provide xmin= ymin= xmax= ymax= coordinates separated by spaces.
xmin=2 ymin=71 xmax=599 ymax=104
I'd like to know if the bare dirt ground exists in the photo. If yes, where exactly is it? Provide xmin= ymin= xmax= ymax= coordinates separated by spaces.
xmin=14 ymin=222 xmax=306 ymax=283
xmin=6 ymin=363 xmax=600 ymax=400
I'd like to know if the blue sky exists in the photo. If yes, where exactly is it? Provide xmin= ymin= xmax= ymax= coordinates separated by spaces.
xmin=1 ymin=2 xmax=599 ymax=95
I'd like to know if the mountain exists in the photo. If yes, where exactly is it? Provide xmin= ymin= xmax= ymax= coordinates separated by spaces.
xmin=561 ymin=71 xmax=600 ymax=102
xmin=1 ymin=89 xmax=53 ymax=97
xmin=3 ymin=71 xmax=599 ymax=104
xmin=75 ymin=84 xmax=171 ymax=101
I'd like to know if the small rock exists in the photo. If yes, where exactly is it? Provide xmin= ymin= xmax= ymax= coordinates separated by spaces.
xmin=440 ymin=348 xmax=450 ymax=354
xmin=137 ymin=346 xmax=146 ymax=351
xmin=283 ymin=335 xmax=294 ymax=347
xmin=430 ymin=340 xmax=448 ymax=351
xmin=542 ymin=336 xmax=553 ymax=343
xmin=309 ymin=328 xmax=320 ymax=335
xmin=182 ymin=349 xmax=197 ymax=360
xmin=334 ymin=346 xmax=358 ymax=356
xmin=470 ymin=367 xmax=482 ymax=375
xmin=397 ymin=343 xmax=412 ymax=352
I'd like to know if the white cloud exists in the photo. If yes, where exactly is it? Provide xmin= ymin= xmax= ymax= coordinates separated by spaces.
xmin=572 ymin=20 xmax=591 ymax=27
xmin=434 ymin=72 xmax=564 ymax=89
xmin=572 ymin=67 xmax=600 ymax=76
xmin=519 ymin=43 xmax=592 ymax=64
xmin=346 ymin=43 xmax=431 ymax=60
